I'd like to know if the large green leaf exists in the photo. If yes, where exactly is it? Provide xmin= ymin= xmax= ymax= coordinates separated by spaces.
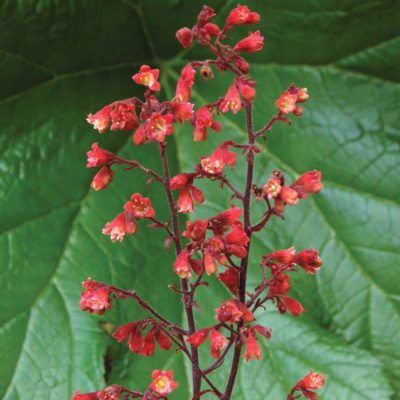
xmin=1 ymin=0 xmax=399 ymax=399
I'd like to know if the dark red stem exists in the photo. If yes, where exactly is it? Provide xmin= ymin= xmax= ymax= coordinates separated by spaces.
xmin=158 ymin=142 xmax=202 ymax=397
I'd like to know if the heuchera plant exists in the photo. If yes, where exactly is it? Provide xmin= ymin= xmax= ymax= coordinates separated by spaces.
xmin=73 ymin=4 xmax=326 ymax=400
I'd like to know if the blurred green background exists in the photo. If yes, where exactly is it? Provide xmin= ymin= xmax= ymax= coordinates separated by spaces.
xmin=1 ymin=0 xmax=399 ymax=399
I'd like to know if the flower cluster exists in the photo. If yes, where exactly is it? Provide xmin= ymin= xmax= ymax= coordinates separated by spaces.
xmin=112 ymin=318 xmax=172 ymax=356
xmin=71 ymin=370 xmax=178 ymax=399
xmin=74 ymin=4 xmax=327 ymax=400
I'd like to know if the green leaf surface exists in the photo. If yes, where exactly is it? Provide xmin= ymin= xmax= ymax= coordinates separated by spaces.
xmin=1 ymin=0 xmax=399 ymax=399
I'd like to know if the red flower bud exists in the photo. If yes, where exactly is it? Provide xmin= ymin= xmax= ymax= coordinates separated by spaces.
xmin=237 ymin=80 xmax=256 ymax=103
xmin=293 ymin=105 xmax=303 ymax=116
xmin=282 ymin=296 xmax=304 ymax=316
xmin=233 ymin=31 xmax=264 ymax=53
xmin=210 ymin=329 xmax=227 ymax=358
xmin=176 ymin=27 xmax=194 ymax=48
xmin=253 ymin=324 xmax=272 ymax=340
xmin=175 ymin=77 xmax=191 ymax=102
xmin=91 ymin=166 xmax=114 ymax=191
xmin=234 ymin=56 xmax=250 ymax=74
xmin=204 ymin=248 xmax=218 ymax=275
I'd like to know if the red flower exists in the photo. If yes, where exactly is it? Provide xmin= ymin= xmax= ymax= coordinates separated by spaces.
xmin=280 ymin=296 xmax=305 ymax=316
xmin=176 ymin=27 xmax=194 ymax=48
xmin=175 ymin=77 xmax=191 ymax=102
xmin=211 ymin=206 xmax=242 ymax=227
xmin=196 ymin=5 xmax=216 ymax=26
xmin=71 ymin=390 xmax=97 ymax=400
xmin=224 ymin=225 xmax=249 ymax=259
xmin=290 ymin=171 xmax=323 ymax=199
xmin=124 ymin=193 xmax=155 ymax=219
xmin=216 ymin=299 xmax=254 ymax=324
xmin=217 ymin=268 xmax=239 ymax=295
xmin=233 ymin=31 xmax=264 ymax=53
xmin=146 ymin=112 xmax=174 ymax=142
xmin=183 ymin=219 xmax=208 ymax=241
xmin=199 ymin=22 xmax=220 ymax=41
xmin=140 ymin=328 xmax=155 ymax=356
xmin=186 ymin=327 xmax=212 ymax=347
xmin=86 ymin=143 xmax=115 ymax=168
xmin=192 ymin=106 xmax=221 ymax=141
xmin=87 ymin=105 xmax=112 ymax=134
xmin=170 ymin=174 xmax=204 ymax=213
xmin=97 ymin=385 xmax=123 ymax=400
xmin=295 ymin=249 xmax=322 ymax=274
xmin=264 ymin=177 xmax=282 ymax=199
xmin=113 ymin=322 xmax=137 ymax=342
xmin=128 ymin=326 xmax=143 ymax=353
xmin=220 ymin=82 xmax=242 ymax=114
xmin=243 ymin=333 xmax=262 ymax=361
xmin=301 ymin=371 xmax=326 ymax=390
xmin=204 ymin=248 xmax=218 ymax=275
xmin=279 ymin=186 xmax=299 ymax=205
xmin=265 ymin=247 xmax=296 ymax=264
xmin=210 ymin=329 xmax=227 ymax=358
xmin=91 ymin=166 xmax=114 ymax=191
xmin=110 ymin=102 xmax=138 ymax=131
xmin=133 ymin=125 xmax=146 ymax=145
xmin=200 ymin=142 xmax=237 ymax=174
xmin=132 ymin=65 xmax=160 ymax=91
xmin=269 ymin=272 xmax=291 ymax=296
xmin=102 ymin=212 xmax=137 ymax=242
xmin=275 ymin=91 xmax=298 ymax=114
xmin=216 ymin=299 xmax=242 ymax=324
xmin=150 ymin=370 xmax=179 ymax=396
xmin=181 ymin=64 xmax=196 ymax=87
xmin=80 ymin=278 xmax=112 ymax=315
xmin=154 ymin=328 xmax=172 ymax=351
xmin=169 ymin=101 xmax=194 ymax=125
xmin=174 ymin=250 xmax=192 ymax=279
xmin=289 ymin=371 xmax=326 ymax=400
xmin=226 ymin=4 xmax=260 ymax=28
